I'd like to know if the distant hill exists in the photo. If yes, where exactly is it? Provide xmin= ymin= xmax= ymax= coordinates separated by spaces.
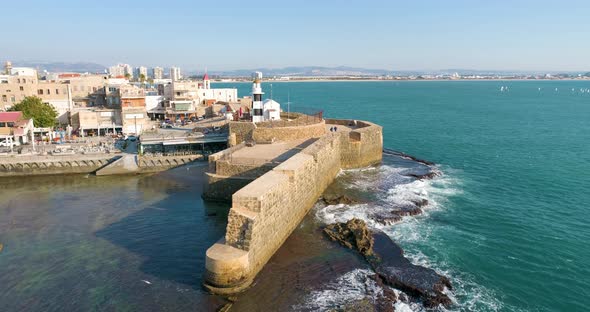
xmin=209 ymin=66 xmax=396 ymax=77
xmin=12 ymin=61 xmax=107 ymax=73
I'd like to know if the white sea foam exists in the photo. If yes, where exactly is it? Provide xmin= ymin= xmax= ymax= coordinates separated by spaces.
xmin=312 ymin=162 xmax=506 ymax=311
xmin=292 ymin=268 xmax=382 ymax=311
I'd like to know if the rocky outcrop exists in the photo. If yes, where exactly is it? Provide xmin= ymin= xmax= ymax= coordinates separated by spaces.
xmin=383 ymin=149 xmax=435 ymax=166
xmin=369 ymin=200 xmax=427 ymax=226
xmin=322 ymin=194 xmax=359 ymax=206
xmin=324 ymin=219 xmax=452 ymax=309
xmin=324 ymin=219 xmax=375 ymax=258
xmin=402 ymin=171 xmax=441 ymax=180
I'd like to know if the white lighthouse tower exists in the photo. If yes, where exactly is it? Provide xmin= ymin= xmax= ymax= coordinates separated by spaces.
xmin=251 ymin=72 xmax=264 ymax=123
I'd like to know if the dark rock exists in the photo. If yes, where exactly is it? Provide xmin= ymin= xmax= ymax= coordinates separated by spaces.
xmin=383 ymin=149 xmax=436 ymax=166
xmin=369 ymin=274 xmax=398 ymax=312
xmin=370 ymin=232 xmax=452 ymax=308
xmin=409 ymin=198 xmax=429 ymax=208
xmin=370 ymin=212 xmax=402 ymax=226
xmin=324 ymin=220 xmax=453 ymax=309
xmin=403 ymin=171 xmax=441 ymax=180
xmin=323 ymin=195 xmax=359 ymax=206
xmin=394 ymin=206 xmax=423 ymax=217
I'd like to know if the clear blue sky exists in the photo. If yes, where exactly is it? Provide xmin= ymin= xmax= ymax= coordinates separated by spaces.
xmin=3 ymin=0 xmax=589 ymax=71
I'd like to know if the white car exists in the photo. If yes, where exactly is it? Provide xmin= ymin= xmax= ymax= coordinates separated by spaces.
xmin=0 ymin=140 xmax=21 ymax=147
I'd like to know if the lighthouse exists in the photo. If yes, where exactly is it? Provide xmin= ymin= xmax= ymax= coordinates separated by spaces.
xmin=203 ymin=72 xmax=211 ymax=89
xmin=251 ymin=72 xmax=264 ymax=123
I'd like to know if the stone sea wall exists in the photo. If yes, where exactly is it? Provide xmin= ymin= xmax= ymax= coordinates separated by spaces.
xmin=138 ymin=155 xmax=202 ymax=173
xmin=228 ymin=120 xmax=326 ymax=146
xmin=0 ymin=155 xmax=116 ymax=177
xmin=0 ymin=154 xmax=203 ymax=177
xmin=204 ymin=119 xmax=383 ymax=293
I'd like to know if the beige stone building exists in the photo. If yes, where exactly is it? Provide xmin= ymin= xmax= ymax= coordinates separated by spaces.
xmin=1 ymin=69 xmax=110 ymax=125
xmin=71 ymin=108 xmax=122 ymax=136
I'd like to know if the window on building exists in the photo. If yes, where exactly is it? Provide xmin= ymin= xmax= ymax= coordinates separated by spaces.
xmin=0 ymin=122 xmax=5 ymax=127
xmin=93 ymin=87 xmax=97 ymax=92
xmin=7 ymin=122 xmax=14 ymax=127
xmin=10 ymin=96 xmax=15 ymax=102
xmin=1 ymin=95 xmax=6 ymax=102
xmin=56 ymin=89 xmax=59 ymax=95
xmin=38 ymin=89 xmax=43 ymax=95
xmin=19 ymin=86 xmax=24 ymax=91
xmin=5 ymin=89 xmax=10 ymax=93
xmin=47 ymin=89 xmax=50 ymax=95
xmin=17 ymin=79 xmax=20 ymax=83
xmin=22 ymin=79 xmax=26 ymax=83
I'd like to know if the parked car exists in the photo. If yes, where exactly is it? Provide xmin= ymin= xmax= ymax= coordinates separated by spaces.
xmin=165 ymin=124 xmax=173 ymax=129
xmin=197 ymin=116 xmax=204 ymax=121
xmin=213 ymin=126 xmax=221 ymax=132
xmin=127 ymin=136 xmax=137 ymax=142
xmin=0 ymin=140 xmax=21 ymax=147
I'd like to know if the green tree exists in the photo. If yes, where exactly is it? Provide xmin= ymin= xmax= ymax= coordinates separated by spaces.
xmin=139 ymin=73 xmax=146 ymax=83
xmin=9 ymin=96 xmax=58 ymax=127
xmin=124 ymin=73 xmax=131 ymax=80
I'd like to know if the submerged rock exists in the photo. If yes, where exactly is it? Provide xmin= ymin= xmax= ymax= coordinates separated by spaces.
xmin=370 ymin=202 xmax=425 ymax=226
xmin=384 ymin=149 xmax=436 ymax=166
xmin=370 ymin=232 xmax=452 ymax=308
xmin=0 ymin=243 xmax=3 ymax=253
xmin=403 ymin=171 xmax=441 ymax=180
xmin=323 ymin=195 xmax=359 ymax=206
xmin=323 ymin=219 xmax=452 ymax=309
xmin=369 ymin=212 xmax=402 ymax=226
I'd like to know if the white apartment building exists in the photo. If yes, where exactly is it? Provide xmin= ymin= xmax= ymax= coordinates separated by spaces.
xmin=152 ymin=67 xmax=163 ymax=79
xmin=170 ymin=67 xmax=181 ymax=82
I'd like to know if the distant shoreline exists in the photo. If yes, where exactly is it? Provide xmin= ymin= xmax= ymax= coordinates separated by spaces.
xmin=213 ymin=78 xmax=590 ymax=83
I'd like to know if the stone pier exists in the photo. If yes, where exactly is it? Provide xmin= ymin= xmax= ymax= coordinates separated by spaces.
xmin=203 ymin=118 xmax=383 ymax=293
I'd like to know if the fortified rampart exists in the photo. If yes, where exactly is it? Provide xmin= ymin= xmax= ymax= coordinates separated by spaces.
xmin=203 ymin=119 xmax=383 ymax=293
xmin=228 ymin=119 xmax=326 ymax=146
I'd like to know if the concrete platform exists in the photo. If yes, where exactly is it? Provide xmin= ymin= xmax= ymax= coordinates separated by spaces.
xmin=229 ymin=139 xmax=316 ymax=165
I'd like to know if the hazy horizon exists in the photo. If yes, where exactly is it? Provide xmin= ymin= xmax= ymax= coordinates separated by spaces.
xmin=3 ymin=0 xmax=590 ymax=72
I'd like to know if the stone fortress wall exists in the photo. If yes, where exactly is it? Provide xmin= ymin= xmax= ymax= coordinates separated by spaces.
xmin=204 ymin=119 xmax=383 ymax=293
xmin=228 ymin=119 xmax=326 ymax=146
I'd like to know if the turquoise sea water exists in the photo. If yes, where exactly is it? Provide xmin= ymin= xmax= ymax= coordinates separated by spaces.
xmin=220 ymin=80 xmax=590 ymax=311
xmin=0 ymin=81 xmax=589 ymax=311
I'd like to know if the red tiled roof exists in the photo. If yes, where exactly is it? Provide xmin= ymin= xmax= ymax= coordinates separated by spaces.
xmin=0 ymin=112 xmax=23 ymax=122
xmin=203 ymin=73 xmax=209 ymax=80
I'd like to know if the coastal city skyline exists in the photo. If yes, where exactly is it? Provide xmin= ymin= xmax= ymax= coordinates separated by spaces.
xmin=3 ymin=0 xmax=590 ymax=72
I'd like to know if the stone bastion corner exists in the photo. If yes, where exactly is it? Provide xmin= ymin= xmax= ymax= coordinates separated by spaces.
xmin=203 ymin=118 xmax=383 ymax=294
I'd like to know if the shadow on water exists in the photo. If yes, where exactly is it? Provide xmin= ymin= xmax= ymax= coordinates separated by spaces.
xmin=94 ymin=164 xmax=231 ymax=289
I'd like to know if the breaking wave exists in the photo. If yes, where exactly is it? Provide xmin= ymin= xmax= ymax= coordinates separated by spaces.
xmin=310 ymin=157 xmax=506 ymax=311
